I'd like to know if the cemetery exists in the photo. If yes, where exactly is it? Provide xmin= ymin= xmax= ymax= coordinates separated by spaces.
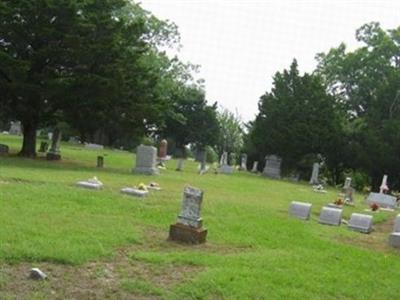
xmin=1 ymin=133 xmax=400 ymax=299
xmin=1 ymin=1 xmax=400 ymax=299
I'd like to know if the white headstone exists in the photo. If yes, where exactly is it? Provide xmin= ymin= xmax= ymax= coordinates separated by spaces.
xmin=262 ymin=155 xmax=282 ymax=179
xmin=76 ymin=177 xmax=103 ymax=190
xmin=289 ymin=201 xmax=312 ymax=220
xmin=319 ymin=207 xmax=342 ymax=226
xmin=177 ymin=186 xmax=204 ymax=228
xmin=389 ymin=232 xmax=400 ymax=248
xmin=365 ymin=192 xmax=397 ymax=209
xmin=380 ymin=174 xmax=389 ymax=193
xmin=348 ymin=213 xmax=373 ymax=233
xmin=9 ymin=121 xmax=22 ymax=135
xmin=239 ymin=154 xmax=248 ymax=171
xmin=343 ymin=177 xmax=354 ymax=203
xmin=133 ymin=145 xmax=159 ymax=175
xmin=251 ymin=161 xmax=259 ymax=173
xmin=309 ymin=162 xmax=320 ymax=185
xmin=85 ymin=143 xmax=104 ymax=150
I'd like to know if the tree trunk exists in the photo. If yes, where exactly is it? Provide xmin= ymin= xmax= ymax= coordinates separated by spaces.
xmin=19 ymin=121 xmax=37 ymax=157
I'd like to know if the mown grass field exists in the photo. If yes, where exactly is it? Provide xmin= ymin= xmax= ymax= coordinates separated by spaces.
xmin=1 ymin=133 xmax=400 ymax=299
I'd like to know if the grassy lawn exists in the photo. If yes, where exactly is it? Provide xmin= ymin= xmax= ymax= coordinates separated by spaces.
xmin=1 ymin=133 xmax=400 ymax=299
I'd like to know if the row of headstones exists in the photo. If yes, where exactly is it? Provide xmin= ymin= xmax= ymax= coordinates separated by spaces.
xmin=290 ymin=201 xmax=373 ymax=233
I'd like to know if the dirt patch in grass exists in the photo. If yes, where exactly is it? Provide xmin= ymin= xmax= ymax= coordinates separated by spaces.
xmin=0 ymin=227 xmax=207 ymax=300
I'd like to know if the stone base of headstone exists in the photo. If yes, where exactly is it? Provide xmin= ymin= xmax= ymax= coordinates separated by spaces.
xmin=46 ymin=152 xmax=61 ymax=160
xmin=389 ymin=232 xmax=400 ymax=248
xmin=133 ymin=167 xmax=159 ymax=175
xmin=169 ymin=223 xmax=207 ymax=244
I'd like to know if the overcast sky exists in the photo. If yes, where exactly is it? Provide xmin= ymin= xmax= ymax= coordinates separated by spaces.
xmin=140 ymin=0 xmax=400 ymax=122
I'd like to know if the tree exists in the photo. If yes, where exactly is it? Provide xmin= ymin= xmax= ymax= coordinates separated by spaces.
xmin=316 ymin=22 xmax=400 ymax=189
xmin=0 ymin=0 xmax=181 ymax=156
xmin=247 ymin=59 xmax=344 ymax=179
xmin=162 ymin=85 xmax=220 ymax=153
xmin=216 ymin=107 xmax=244 ymax=159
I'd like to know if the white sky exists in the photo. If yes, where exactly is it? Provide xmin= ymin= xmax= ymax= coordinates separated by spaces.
xmin=139 ymin=0 xmax=400 ymax=122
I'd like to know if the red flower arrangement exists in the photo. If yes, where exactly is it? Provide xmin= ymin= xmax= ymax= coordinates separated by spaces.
xmin=370 ymin=203 xmax=379 ymax=211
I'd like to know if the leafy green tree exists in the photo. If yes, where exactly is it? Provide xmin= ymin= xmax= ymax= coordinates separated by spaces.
xmin=216 ymin=107 xmax=244 ymax=159
xmin=316 ymin=22 xmax=400 ymax=188
xmin=0 ymin=0 xmax=182 ymax=156
xmin=247 ymin=59 xmax=344 ymax=180
xmin=162 ymin=85 xmax=220 ymax=153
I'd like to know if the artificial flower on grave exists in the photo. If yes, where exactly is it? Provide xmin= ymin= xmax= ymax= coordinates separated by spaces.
xmin=137 ymin=183 xmax=148 ymax=191
xmin=370 ymin=203 xmax=379 ymax=211
xmin=334 ymin=198 xmax=344 ymax=206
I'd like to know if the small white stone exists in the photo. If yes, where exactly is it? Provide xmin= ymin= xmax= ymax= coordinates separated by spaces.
xmin=29 ymin=268 xmax=47 ymax=280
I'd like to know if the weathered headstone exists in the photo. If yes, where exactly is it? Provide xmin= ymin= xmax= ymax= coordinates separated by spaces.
xmin=169 ymin=186 xmax=207 ymax=244
xmin=0 ymin=144 xmax=9 ymax=154
xmin=158 ymin=139 xmax=168 ymax=159
xmin=366 ymin=193 xmax=397 ymax=209
xmin=251 ymin=161 xmax=258 ymax=173
xmin=97 ymin=156 xmax=104 ymax=168
xmin=262 ymin=155 xmax=282 ymax=179
xmin=46 ymin=128 xmax=62 ymax=160
xmin=198 ymin=149 xmax=207 ymax=174
xmin=289 ymin=201 xmax=312 ymax=220
xmin=389 ymin=215 xmax=400 ymax=248
xmin=29 ymin=268 xmax=47 ymax=280
xmin=309 ymin=162 xmax=320 ymax=185
xmin=133 ymin=145 xmax=159 ymax=175
xmin=342 ymin=177 xmax=354 ymax=203
xmin=348 ymin=213 xmax=373 ymax=233
xmin=9 ymin=121 xmax=22 ymax=135
xmin=219 ymin=151 xmax=234 ymax=174
xmin=319 ymin=206 xmax=342 ymax=226
xmin=239 ymin=153 xmax=248 ymax=171
xmin=38 ymin=141 xmax=48 ymax=153
xmin=380 ymin=174 xmax=389 ymax=193
xmin=176 ymin=159 xmax=185 ymax=171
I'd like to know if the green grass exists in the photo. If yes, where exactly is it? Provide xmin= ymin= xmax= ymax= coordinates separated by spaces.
xmin=1 ymin=133 xmax=400 ymax=299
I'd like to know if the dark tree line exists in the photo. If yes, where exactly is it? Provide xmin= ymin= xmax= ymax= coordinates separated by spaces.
xmin=0 ymin=0 xmax=219 ymax=156
xmin=246 ymin=22 xmax=400 ymax=190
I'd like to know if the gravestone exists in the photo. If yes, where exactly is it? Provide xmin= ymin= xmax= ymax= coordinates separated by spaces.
xmin=97 ymin=156 xmax=104 ymax=168
xmin=38 ymin=142 xmax=48 ymax=153
xmin=198 ymin=149 xmax=207 ymax=174
xmin=121 ymin=187 xmax=148 ymax=197
xmin=289 ymin=201 xmax=312 ymax=220
xmin=158 ymin=139 xmax=168 ymax=159
xmin=309 ymin=162 xmax=320 ymax=185
xmin=176 ymin=159 xmax=185 ymax=171
xmin=76 ymin=177 xmax=103 ymax=190
xmin=389 ymin=215 xmax=400 ymax=248
xmin=365 ymin=174 xmax=397 ymax=208
xmin=239 ymin=154 xmax=248 ymax=171
xmin=348 ymin=213 xmax=373 ymax=233
xmin=169 ymin=186 xmax=207 ymax=244
xmin=262 ymin=155 xmax=282 ymax=179
xmin=219 ymin=151 xmax=234 ymax=174
xmin=251 ymin=161 xmax=258 ymax=173
xmin=85 ymin=143 xmax=104 ymax=150
xmin=319 ymin=206 xmax=342 ymax=226
xmin=133 ymin=145 xmax=159 ymax=175
xmin=342 ymin=177 xmax=354 ymax=203
xmin=46 ymin=129 xmax=62 ymax=160
xmin=9 ymin=121 xmax=22 ymax=135
xmin=366 ymin=193 xmax=397 ymax=209
xmin=0 ymin=144 xmax=9 ymax=154
xmin=380 ymin=174 xmax=389 ymax=193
